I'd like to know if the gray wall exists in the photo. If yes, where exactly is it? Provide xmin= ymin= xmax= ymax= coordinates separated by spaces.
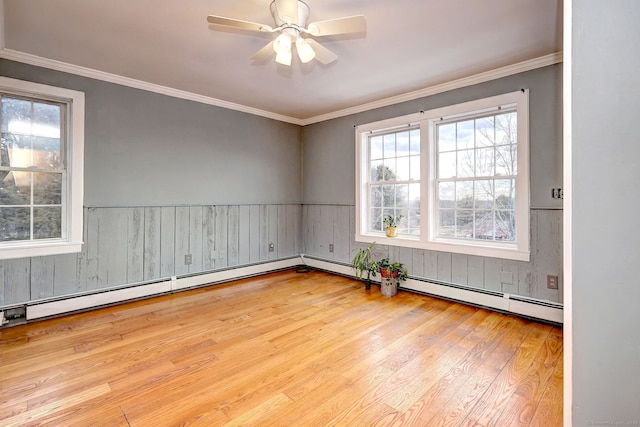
xmin=301 ymin=65 xmax=564 ymax=303
xmin=0 ymin=60 xmax=564 ymax=308
xmin=0 ymin=60 xmax=302 ymax=306
xmin=0 ymin=60 xmax=302 ymax=207
xmin=302 ymin=65 xmax=563 ymax=209
xmin=572 ymin=1 xmax=640 ymax=424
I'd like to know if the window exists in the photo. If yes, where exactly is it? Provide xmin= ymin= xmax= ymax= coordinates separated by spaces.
xmin=0 ymin=77 xmax=84 ymax=260
xmin=356 ymin=91 xmax=529 ymax=261
xmin=368 ymin=127 xmax=421 ymax=235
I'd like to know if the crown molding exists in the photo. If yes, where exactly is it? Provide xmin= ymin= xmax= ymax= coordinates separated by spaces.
xmin=0 ymin=48 xmax=305 ymax=126
xmin=300 ymin=51 xmax=563 ymax=125
xmin=0 ymin=47 xmax=562 ymax=127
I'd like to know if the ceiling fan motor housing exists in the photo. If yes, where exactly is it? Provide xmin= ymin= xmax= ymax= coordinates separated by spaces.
xmin=270 ymin=0 xmax=310 ymax=27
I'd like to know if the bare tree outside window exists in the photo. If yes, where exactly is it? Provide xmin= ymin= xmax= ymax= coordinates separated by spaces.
xmin=437 ymin=111 xmax=517 ymax=242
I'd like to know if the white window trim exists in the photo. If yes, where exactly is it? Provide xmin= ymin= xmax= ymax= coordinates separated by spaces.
xmin=355 ymin=90 xmax=530 ymax=262
xmin=0 ymin=76 xmax=84 ymax=260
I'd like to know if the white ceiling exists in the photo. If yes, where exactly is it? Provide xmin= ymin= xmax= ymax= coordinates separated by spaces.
xmin=1 ymin=0 xmax=562 ymax=124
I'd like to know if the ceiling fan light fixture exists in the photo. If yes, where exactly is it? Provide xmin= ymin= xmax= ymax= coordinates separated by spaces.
xmin=295 ymin=37 xmax=316 ymax=63
xmin=207 ymin=0 xmax=366 ymax=68
xmin=273 ymin=32 xmax=292 ymax=54
xmin=275 ymin=48 xmax=292 ymax=66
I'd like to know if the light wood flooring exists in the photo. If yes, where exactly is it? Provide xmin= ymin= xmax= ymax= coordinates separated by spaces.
xmin=0 ymin=269 xmax=563 ymax=426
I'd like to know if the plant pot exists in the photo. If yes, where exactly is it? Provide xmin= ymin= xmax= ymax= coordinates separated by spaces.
xmin=385 ymin=227 xmax=397 ymax=238
xmin=380 ymin=277 xmax=398 ymax=297
xmin=379 ymin=268 xmax=398 ymax=279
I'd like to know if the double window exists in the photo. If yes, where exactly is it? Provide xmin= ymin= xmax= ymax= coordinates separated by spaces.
xmin=0 ymin=77 xmax=84 ymax=260
xmin=356 ymin=91 xmax=529 ymax=261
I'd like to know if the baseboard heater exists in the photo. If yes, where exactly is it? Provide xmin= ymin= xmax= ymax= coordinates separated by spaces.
xmin=301 ymin=255 xmax=563 ymax=324
xmin=24 ymin=257 xmax=301 ymax=321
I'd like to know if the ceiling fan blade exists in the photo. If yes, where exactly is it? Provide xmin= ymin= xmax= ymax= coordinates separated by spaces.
xmin=274 ymin=0 xmax=299 ymax=24
xmin=306 ymin=40 xmax=338 ymax=65
xmin=251 ymin=41 xmax=275 ymax=63
xmin=207 ymin=15 xmax=273 ymax=32
xmin=307 ymin=15 xmax=367 ymax=36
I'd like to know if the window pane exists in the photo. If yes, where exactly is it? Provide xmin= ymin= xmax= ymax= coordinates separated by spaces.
xmin=409 ymin=129 xmax=420 ymax=154
xmin=383 ymin=158 xmax=396 ymax=180
xmin=475 ymin=147 xmax=494 ymax=176
xmin=456 ymin=181 xmax=473 ymax=208
xmin=476 ymin=116 xmax=495 ymax=147
xmin=2 ymin=98 xmax=31 ymax=133
xmin=474 ymin=210 xmax=494 ymax=240
xmin=438 ymin=123 xmax=456 ymax=152
xmin=395 ymin=184 xmax=409 ymax=206
xmin=34 ymin=172 xmax=63 ymax=205
xmin=7 ymin=134 xmax=31 ymax=167
xmin=370 ymin=136 xmax=383 ymax=160
xmin=410 ymin=156 xmax=420 ymax=180
xmin=457 ymin=120 xmax=474 ymax=149
xmin=1 ymin=134 xmax=12 ymax=167
xmin=397 ymin=131 xmax=410 ymax=156
xmin=495 ymin=179 xmax=515 ymax=209
xmin=439 ymin=209 xmax=455 ymax=237
xmin=438 ymin=152 xmax=456 ymax=178
xmin=475 ymin=180 xmax=493 ymax=210
xmin=371 ymin=208 xmax=383 ymax=232
xmin=496 ymin=112 xmax=516 ymax=145
xmin=383 ymin=133 xmax=395 ymax=157
xmin=0 ymin=207 xmax=30 ymax=241
xmin=438 ymin=182 xmax=454 ymax=208
xmin=33 ymin=136 xmax=62 ymax=169
xmin=496 ymin=210 xmax=515 ymax=241
xmin=496 ymin=144 xmax=517 ymax=176
xmin=408 ymin=183 xmax=421 ymax=233
xmin=433 ymin=106 xmax=522 ymax=246
xmin=457 ymin=149 xmax=475 ymax=178
xmin=455 ymin=210 xmax=473 ymax=238
xmin=370 ymin=160 xmax=383 ymax=181
xmin=33 ymin=102 xmax=61 ymax=138
xmin=381 ymin=184 xmax=395 ymax=209
xmin=0 ymin=171 xmax=31 ymax=205
xmin=366 ymin=127 xmax=421 ymax=238
xmin=34 ymin=206 xmax=62 ymax=239
xmin=396 ymin=156 xmax=410 ymax=180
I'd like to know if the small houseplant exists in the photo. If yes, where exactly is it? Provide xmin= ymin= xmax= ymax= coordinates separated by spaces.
xmin=377 ymin=257 xmax=408 ymax=296
xmin=383 ymin=214 xmax=403 ymax=238
xmin=351 ymin=242 xmax=379 ymax=290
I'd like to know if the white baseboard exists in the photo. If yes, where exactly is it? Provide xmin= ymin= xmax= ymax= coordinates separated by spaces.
xmin=24 ymin=255 xmax=562 ymax=324
xmin=26 ymin=257 xmax=301 ymax=320
xmin=302 ymin=256 xmax=563 ymax=324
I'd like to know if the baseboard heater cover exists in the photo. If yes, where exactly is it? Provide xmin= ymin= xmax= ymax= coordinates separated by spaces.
xmin=26 ymin=257 xmax=301 ymax=321
xmin=302 ymin=255 xmax=563 ymax=324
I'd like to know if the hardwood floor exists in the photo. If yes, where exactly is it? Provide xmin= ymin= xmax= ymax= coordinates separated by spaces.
xmin=0 ymin=270 xmax=563 ymax=426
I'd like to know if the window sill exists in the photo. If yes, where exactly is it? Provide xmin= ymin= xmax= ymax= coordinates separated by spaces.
xmin=0 ymin=241 xmax=83 ymax=261
xmin=355 ymin=233 xmax=529 ymax=262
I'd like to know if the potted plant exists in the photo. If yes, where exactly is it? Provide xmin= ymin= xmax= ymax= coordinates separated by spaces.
xmin=351 ymin=242 xmax=379 ymax=290
xmin=377 ymin=257 xmax=408 ymax=296
xmin=383 ymin=214 xmax=403 ymax=238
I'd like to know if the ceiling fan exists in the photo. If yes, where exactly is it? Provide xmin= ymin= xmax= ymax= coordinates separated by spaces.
xmin=207 ymin=0 xmax=366 ymax=66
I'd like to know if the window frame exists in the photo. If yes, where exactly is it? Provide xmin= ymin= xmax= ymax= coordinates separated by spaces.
xmin=355 ymin=90 xmax=530 ymax=261
xmin=0 ymin=76 xmax=84 ymax=260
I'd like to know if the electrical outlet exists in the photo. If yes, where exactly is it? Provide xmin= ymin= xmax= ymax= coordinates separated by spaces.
xmin=547 ymin=275 xmax=559 ymax=289
xmin=329 ymin=244 xmax=334 ymax=253
xmin=268 ymin=243 xmax=275 ymax=252
xmin=551 ymin=188 xmax=563 ymax=199
xmin=184 ymin=254 xmax=192 ymax=265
